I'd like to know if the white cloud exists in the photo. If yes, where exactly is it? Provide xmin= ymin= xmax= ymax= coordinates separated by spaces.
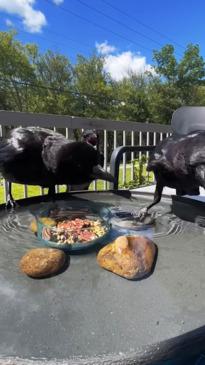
xmin=0 ymin=0 xmax=47 ymax=33
xmin=103 ymin=51 xmax=154 ymax=81
xmin=5 ymin=18 xmax=14 ymax=27
xmin=95 ymin=40 xmax=154 ymax=81
xmin=52 ymin=0 xmax=64 ymax=4
xmin=96 ymin=41 xmax=116 ymax=55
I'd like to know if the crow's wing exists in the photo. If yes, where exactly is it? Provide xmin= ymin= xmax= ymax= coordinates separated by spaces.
xmin=42 ymin=135 xmax=71 ymax=173
xmin=147 ymin=137 xmax=176 ymax=172
xmin=148 ymin=132 xmax=205 ymax=174
xmin=0 ymin=126 xmax=58 ymax=171
xmin=185 ymin=132 xmax=205 ymax=166
xmin=8 ymin=127 xmax=63 ymax=153
xmin=0 ymin=127 xmax=66 ymax=184
xmin=0 ymin=136 xmax=15 ymax=161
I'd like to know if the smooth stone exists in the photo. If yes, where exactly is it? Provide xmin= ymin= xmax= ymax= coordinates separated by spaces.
xmin=20 ymin=248 xmax=66 ymax=278
xmin=97 ymin=235 xmax=157 ymax=280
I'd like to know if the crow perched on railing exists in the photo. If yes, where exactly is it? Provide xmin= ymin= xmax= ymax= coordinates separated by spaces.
xmin=139 ymin=131 xmax=205 ymax=219
xmin=0 ymin=127 xmax=113 ymax=206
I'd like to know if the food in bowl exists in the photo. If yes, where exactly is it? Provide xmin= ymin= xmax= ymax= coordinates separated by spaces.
xmin=41 ymin=217 xmax=107 ymax=245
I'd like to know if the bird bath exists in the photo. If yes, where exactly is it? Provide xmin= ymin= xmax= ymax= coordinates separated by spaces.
xmin=0 ymin=190 xmax=205 ymax=365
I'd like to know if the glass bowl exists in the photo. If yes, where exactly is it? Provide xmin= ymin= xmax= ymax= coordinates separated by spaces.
xmin=35 ymin=205 xmax=111 ymax=252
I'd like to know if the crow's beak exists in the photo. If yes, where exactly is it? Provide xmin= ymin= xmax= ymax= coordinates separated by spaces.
xmin=91 ymin=165 xmax=114 ymax=182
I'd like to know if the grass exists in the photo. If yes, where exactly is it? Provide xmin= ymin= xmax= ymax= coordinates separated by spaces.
xmin=0 ymin=164 xmax=154 ymax=204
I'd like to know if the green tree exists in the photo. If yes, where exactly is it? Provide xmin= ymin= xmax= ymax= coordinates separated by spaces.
xmin=114 ymin=73 xmax=150 ymax=122
xmin=34 ymin=50 xmax=74 ymax=114
xmin=153 ymin=44 xmax=178 ymax=83
xmin=153 ymin=43 xmax=205 ymax=107
xmin=73 ymin=55 xmax=114 ymax=118
xmin=177 ymin=44 xmax=205 ymax=103
xmin=147 ymin=75 xmax=181 ymax=124
xmin=0 ymin=31 xmax=37 ymax=111
xmin=1 ymin=30 xmax=205 ymax=128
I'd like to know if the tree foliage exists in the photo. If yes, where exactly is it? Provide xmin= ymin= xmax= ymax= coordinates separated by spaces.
xmin=1 ymin=31 xmax=205 ymax=125
xmin=152 ymin=43 xmax=205 ymax=121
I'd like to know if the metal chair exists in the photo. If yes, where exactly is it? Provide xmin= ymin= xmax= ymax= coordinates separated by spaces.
xmin=171 ymin=106 xmax=205 ymax=135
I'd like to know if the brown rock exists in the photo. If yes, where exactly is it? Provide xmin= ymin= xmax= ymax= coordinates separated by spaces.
xmin=20 ymin=248 xmax=66 ymax=278
xmin=97 ymin=235 xmax=156 ymax=280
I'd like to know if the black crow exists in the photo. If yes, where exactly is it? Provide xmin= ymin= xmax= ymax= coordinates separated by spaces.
xmin=139 ymin=131 xmax=205 ymax=218
xmin=82 ymin=129 xmax=104 ymax=167
xmin=68 ymin=129 xmax=105 ymax=192
xmin=82 ymin=129 xmax=98 ymax=147
xmin=0 ymin=126 xmax=114 ymax=206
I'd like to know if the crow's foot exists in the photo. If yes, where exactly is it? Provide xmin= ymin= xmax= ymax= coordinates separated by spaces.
xmin=137 ymin=207 xmax=149 ymax=222
xmin=6 ymin=194 xmax=17 ymax=210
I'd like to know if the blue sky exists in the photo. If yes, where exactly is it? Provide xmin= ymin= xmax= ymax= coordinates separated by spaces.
xmin=0 ymin=0 xmax=205 ymax=80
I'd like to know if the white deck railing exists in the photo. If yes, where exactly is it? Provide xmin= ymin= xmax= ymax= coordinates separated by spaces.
xmin=0 ymin=110 xmax=172 ymax=201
